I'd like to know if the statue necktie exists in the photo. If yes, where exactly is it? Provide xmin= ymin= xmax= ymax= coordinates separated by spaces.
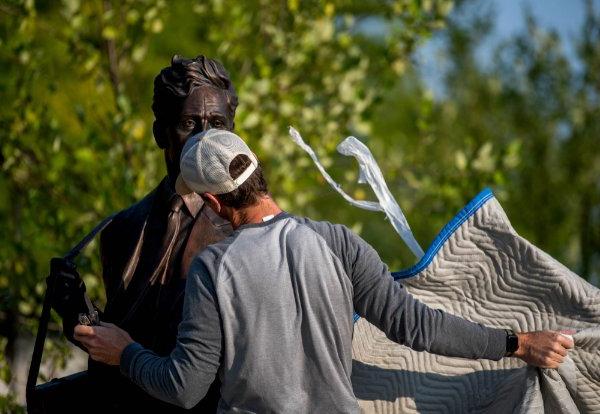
xmin=149 ymin=194 xmax=184 ymax=285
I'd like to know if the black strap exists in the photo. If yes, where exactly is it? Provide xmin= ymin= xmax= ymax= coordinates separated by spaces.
xmin=67 ymin=214 xmax=116 ymax=315
xmin=64 ymin=214 xmax=116 ymax=261
xmin=27 ymin=214 xmax=116 ymax=410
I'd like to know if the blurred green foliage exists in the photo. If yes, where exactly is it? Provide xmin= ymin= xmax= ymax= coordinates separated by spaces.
xmin=0 ymin=0 xmax=598 ymax=408
xmin=370 ymin=0 xmax=600 ymax=278
xmin=0 ymin=0 xmax=452 ymax=406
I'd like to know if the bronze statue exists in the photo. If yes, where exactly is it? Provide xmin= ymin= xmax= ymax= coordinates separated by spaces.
xmin=53 ymin=55 xmax=237 ymax=412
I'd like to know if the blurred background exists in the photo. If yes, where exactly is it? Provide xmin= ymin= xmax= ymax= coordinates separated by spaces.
xmin=1 ymin=0 xmax=599 ymax=410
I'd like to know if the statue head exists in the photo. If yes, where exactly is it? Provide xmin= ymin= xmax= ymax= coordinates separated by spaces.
xmin=152 ymin=55 xmax=238 ymax=179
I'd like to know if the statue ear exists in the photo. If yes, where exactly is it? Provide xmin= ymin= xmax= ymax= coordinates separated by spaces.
xmin=153 ymin=120 xmax=168 ymax=149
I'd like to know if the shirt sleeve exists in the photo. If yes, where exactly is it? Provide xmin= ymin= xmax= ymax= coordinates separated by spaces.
xmin=342 ymin=226 xmax=507 ymax=360
xmin=120 ymin=257 xmax=222 ymax=409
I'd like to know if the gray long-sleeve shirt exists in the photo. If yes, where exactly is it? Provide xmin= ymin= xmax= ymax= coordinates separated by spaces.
xmin=120 ymin=212 xmax=507 ymax=413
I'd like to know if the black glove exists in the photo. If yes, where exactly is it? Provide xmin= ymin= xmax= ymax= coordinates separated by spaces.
xmin=47 ymin=257 xmax=99 ymax=345
xmin=47 ymin=257 xmax=87 ymax=319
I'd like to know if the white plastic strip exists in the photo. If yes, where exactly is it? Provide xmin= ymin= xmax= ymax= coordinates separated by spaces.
xmin=289 ymin=126 xmax=424 ymax=259
xmin=289 ymin=127 xmax=382 ymax=212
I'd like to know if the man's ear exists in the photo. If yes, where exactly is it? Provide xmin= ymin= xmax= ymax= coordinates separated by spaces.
xmin=203 ymin=193 xmax=222 ymax=215
xmin=153 ymin=120 xmax=168 ymax=149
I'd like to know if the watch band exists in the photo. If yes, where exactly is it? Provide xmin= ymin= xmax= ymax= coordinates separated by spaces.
xmin=505 ymin=329 xmax=519 ymax=356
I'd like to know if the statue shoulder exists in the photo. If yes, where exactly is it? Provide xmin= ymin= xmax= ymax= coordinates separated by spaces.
xmin=100 ymin=186 xmax=159 ymax=244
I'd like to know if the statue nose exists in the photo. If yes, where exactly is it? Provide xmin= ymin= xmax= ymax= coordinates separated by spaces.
xmin=201 ymin=119 xmax=210 ymax=131
xmin=188 ymin=120 xmax=210 ymax=137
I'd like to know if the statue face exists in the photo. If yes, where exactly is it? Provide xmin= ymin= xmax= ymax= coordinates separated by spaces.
xmin=163 ymin=85 xmax=234 ymax=178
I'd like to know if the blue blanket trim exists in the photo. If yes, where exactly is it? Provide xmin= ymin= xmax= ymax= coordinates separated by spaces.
xmin=353 ymin=188 xmax=495 ymax=323
xmin=391 ymin=187 xmax=494 ymax=279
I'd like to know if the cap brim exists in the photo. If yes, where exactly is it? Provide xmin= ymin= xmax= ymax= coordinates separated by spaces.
xmin=175 ymin=174 xmax=194 ymax=195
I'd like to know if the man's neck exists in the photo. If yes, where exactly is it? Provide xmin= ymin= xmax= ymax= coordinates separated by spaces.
xmin=230 ymin=197 xmax=282 ymax=229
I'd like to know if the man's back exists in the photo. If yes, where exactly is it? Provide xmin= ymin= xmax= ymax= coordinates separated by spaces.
xmin=121 ymin=209 xmax=508 ymax=412
xmin=200 ymin=213 xmax=358 ymax=413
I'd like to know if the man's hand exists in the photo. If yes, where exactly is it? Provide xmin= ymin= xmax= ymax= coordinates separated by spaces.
xmin=514 ymin=330 xmax=575 ymax=368
xmin=74 ymin=322 xmax=134 ymax=366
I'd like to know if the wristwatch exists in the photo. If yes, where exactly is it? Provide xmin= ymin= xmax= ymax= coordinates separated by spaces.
xmin=505 ymin=329 xmax=519 ymax=356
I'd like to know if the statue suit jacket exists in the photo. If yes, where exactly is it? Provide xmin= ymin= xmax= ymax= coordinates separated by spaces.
xmin=89 ymin=177 xmax=232 ymax=413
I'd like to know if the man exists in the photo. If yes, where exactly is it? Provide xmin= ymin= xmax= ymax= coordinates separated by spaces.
xmin=53 ymin=55 xmax=237 ymax=412
xmin=74 ymin=129 xmax=575 ymax=413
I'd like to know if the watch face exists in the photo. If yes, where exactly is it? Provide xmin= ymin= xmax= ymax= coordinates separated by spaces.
xmin=507 ymin=332 xmax=519 ymax=354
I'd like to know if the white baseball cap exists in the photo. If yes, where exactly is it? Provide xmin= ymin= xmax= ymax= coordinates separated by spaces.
xmin=176 ymin=129 xmax=258 ymax=195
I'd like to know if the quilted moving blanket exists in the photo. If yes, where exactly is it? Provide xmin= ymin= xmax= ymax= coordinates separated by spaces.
xmin=351 ymin=189 xmax=600 ymax=413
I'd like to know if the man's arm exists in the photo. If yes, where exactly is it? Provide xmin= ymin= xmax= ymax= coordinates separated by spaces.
xmin=75 ymin=257 xmax=222 ymax=409
xmin=348 ymin=232 xmax=505 ymax=359
xmin=338 ymin=226 xmax=573 ymax=364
